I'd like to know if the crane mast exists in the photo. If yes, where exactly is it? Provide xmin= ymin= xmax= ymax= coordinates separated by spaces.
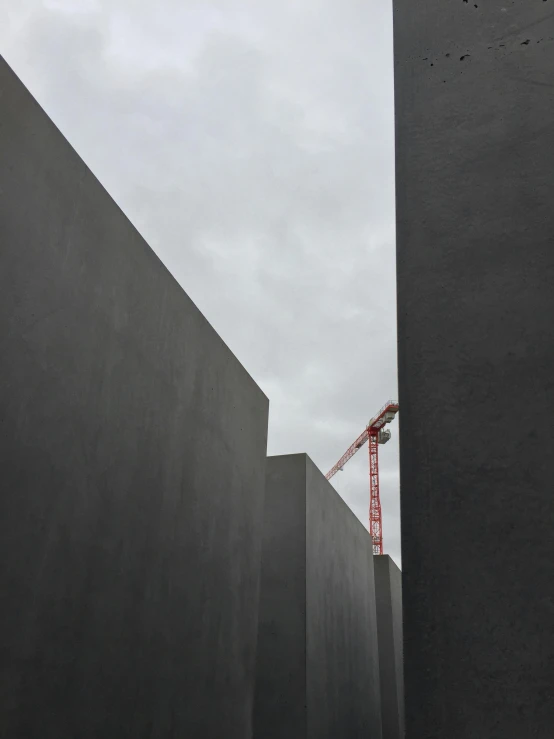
xmin=326 ymin=400 xmax=399 ymax=555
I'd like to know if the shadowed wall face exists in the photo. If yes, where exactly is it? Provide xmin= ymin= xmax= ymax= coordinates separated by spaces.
xmin=0 ymin=56 xmax=268 ymax=739
xmin=254 ymin=454 xmax=383 ymax=739
xmin=253 ymin=454 xmax=307 ymax=739
xmin=374 ymin=555 xmax=404 ymax=739
xmin=394 ymin=2 xmax=554 ymax=737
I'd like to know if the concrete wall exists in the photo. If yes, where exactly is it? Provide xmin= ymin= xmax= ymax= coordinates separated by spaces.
xmin=253 ymin=454 xmax=307 ymax=739
xmin=0 ymin=56 xmax=268 ymax=738
xmin=306 ymin=456 xmax=383 ymax=739
xmin=394 ymin=2 xmax=554 ymax=737
xmin=374 ymin=555 xmax=404 ymax=739
xmin=254 ymin=454 xmax=382 ymax=739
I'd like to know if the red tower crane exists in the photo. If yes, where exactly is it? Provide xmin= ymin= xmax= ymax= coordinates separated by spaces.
xmin=325 ymin=400 xmax=399 ymax=555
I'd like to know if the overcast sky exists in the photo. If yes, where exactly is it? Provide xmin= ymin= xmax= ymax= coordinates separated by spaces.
xmin=1 ymin=0 xmax=400 ymax=566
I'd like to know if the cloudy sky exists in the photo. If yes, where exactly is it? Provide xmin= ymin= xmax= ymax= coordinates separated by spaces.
xmin=1 ymin=0 xmax=400 ymax=566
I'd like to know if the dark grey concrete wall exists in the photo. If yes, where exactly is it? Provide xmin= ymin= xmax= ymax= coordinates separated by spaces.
xmin=253 ymin=454 xmax=307 ymax=739
xmin=394 ymin=2 xmax=554 ymax=737
xmin=254 ymin=454 xmax=382 ymax=739
xmin=374 ymin=555 xmax=404 ymax=739
xmin=0 ymin=56 xmax=268 ymax=739
xmin=306 ymin=456 xmax=382 ymax=739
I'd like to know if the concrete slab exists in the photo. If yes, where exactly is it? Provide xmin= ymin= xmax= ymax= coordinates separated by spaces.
xmin=0 ymin=56 xmax=268 ymax=738
xmin=394 ymin=2 xmax=554 ymax=736
xmin=253 ymin=454 xmax=383 ymax=739
xmin=374 ymin=555 xmax=404 ymax=739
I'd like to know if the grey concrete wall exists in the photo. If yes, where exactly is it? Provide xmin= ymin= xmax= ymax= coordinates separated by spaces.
xmin=374 ymin=555 xmax=404 ymax=739
xmin=394 ymin=2 xmax=554 ymax=738
xmin=306 ymin=456 xmax=382 ymax=739
xmin=254 ymin=454 xmax=382 ymax=739
xmin=0 ymin=56 xmax=268 ymax=739
xmin=253 ymin=454 xmax=307 ymax=739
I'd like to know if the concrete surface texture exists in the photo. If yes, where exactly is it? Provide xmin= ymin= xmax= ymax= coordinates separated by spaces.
xmin=0 ymin=55 xmax=268 ymax=738
xmin=374 ymin=555 xmax=404 ymax=739
xmin=254 ymin=454 xmax=383 ymax=739
xmin=394 ymin=1 xmax=554 ymax=737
